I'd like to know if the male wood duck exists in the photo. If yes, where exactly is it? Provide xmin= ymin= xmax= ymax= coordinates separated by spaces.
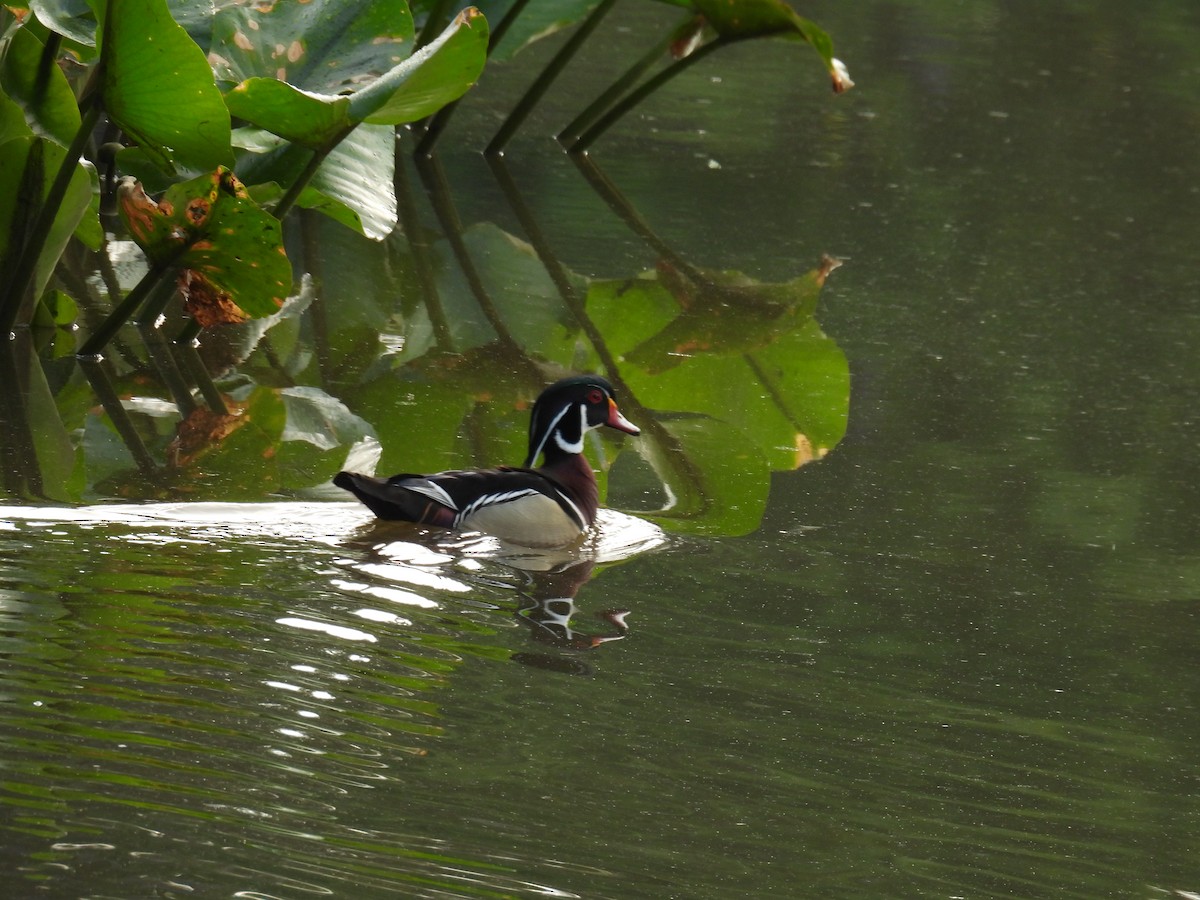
xmin=333 ymin=375 xmax=640 ymax=548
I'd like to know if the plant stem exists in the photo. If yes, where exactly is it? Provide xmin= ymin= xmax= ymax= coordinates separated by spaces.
xmin=271 ymin=144 xmax=332 ymax=224
xmin=557 ymin=16 xmax=690 ymax=145
xmin=415 ymin=0 xmax=533 ymax=157
xmin=568 ymin=37 xmax=726 ymax=153
xmin=415 ymin=0 xmax=456 ymax=50
xmin=485 ymin=0 xmax=620 ymax=156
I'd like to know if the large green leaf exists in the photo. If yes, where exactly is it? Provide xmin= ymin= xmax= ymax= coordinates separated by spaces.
xmin=218 ymin=1 xmax=485 ymax=236
xmin=209 ymin=0 xmax=415 ymax=92
xmin=0 ymin=137 xmax=94 ymax=313
xmin=236 ymin=123 xmax=398 ymax=240
xmin=353 ymin=8 xmax=489 ymax=125
xmin=97 ymin=0 xmax=233 ymax=174
xmin=0 ymin=24 xmax=82 ymax=146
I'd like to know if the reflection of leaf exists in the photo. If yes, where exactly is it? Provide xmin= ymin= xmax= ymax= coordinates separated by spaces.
xmin=167 ymin=405 xmax=245 ymax=467
xmin=621 ymin=258 xmax=826 ymax=373
xmin=627 ymin=414 xmax=769 ymax=537
xmin=117 ymin=169 xmax=290 ymax=319
xmin=280 ymin=387 xmax=376 ymax=452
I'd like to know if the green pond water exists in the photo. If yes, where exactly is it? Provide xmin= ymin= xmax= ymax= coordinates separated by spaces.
xmin=3 ymin=1 xmax=1200 ymax=897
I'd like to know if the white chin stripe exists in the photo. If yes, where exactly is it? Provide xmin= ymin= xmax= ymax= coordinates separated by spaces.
xmin=554 ymin=431 xmax=584 ymax=455
xmin=552 ymin=403 xmax=591 ymax=454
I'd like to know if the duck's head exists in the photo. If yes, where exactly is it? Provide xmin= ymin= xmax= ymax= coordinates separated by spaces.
xmin=524 ymin=375 xmax=640 ymax=467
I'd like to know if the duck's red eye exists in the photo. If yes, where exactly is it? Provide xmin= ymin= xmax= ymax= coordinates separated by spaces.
xmin=587 ymin=388 xmax=604 ymax=404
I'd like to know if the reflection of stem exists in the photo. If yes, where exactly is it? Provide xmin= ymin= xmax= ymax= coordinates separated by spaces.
xmin=569 ymin=37 xmax=727 ymax=153
xmin=174 ymin=318 xmax=202 ymax=346
xmin=395 ymin=148 xmax=453 ymax=349
xmin=300 ymin=208 xmax=331 ymax=388
xmin=173 ymin=341 xmax=229 ymax=415
xmin=417 ymin=0 xmax=534 ymax=157
xmin=79 ymin=358 xmax=158 ymax=473
xmin=78 ymin=246 xmax=186 ymax=358
xmin=0 ymin=338 xmax=44 ymax=496
xmin=487 ymin=155 xmax=620 ymax=378
xmin=139 ymin=323 xmax=197 ymax=418
xmin=557 ymin=16 xmax=691 ymax=145
xmin=485 ymin=0 xmax=620 ymax=157
xmin=570 ymin=153 xmax=705 ymax=283
xmin=488 ymin=158 xmax=710 ymax=518
xmin=416 ymin=154 xmax=514 ymax=345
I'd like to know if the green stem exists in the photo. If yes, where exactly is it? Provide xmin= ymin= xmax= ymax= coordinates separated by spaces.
xmin=272 ymin=127 xmax=351 ymax=223
xmin=415 ymin=0 xmax=456 ymax=50
xmin=0 ymin=98 xmax=103 ymax=333
xmin=568 ymin=37 xmax=726 ymax=154
xmin=485 ymin=0 xmax=620 ymax=157
xmin=416 ymin=0 xmax=535 ymax=158
xmin=557 ymin=16 xmax=691 ymax=145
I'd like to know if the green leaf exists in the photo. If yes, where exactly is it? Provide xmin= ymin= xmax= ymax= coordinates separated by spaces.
xmin=236 ymin=123 xmax=398 ymax=239
xmin=209 ymin=0 xmax=415 ymax=93
xmin=0 ymin=137 xmax=94 ymax=311
xmin=98 ymin=0 xmax=233 ymax=174
xmin=688 ymin=0 xmax=847 ymax=87
xmin=30 ymin=0 xmax=98 ymax=46
xmin=118 ymin=168 xmax=290 ymax=319
xmin=224 ymin=81 xmax=352 ymax=148
xmin=352 ymin=7 xmax=489 ymax=126
xmin=1 ymin=24 xmax=83 ymax=146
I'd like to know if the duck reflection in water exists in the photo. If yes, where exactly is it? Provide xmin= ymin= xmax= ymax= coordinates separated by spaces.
xmin=511 ymin=558 xmax=632 ymax=675
xmin=337 ymin=508 xmax=662 ymax=676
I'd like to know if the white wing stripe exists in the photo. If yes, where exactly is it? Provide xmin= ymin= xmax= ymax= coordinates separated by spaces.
xmin=458 ymin=488 xmax=541 ymax=521
xmin=405 ymin=480 xmax=459 ymax=510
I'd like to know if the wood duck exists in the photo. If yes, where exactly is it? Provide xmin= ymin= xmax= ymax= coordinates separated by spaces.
xmin=333 ymin=375 xmax=640 ymax=548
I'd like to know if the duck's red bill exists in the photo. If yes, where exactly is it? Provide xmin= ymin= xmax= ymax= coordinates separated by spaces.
xmin=607 ymin=400 xmax=640 ymax=435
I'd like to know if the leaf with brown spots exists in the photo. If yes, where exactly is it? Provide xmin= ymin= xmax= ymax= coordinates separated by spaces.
xmin=117 ymin=167 xmax=291 ymax=321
